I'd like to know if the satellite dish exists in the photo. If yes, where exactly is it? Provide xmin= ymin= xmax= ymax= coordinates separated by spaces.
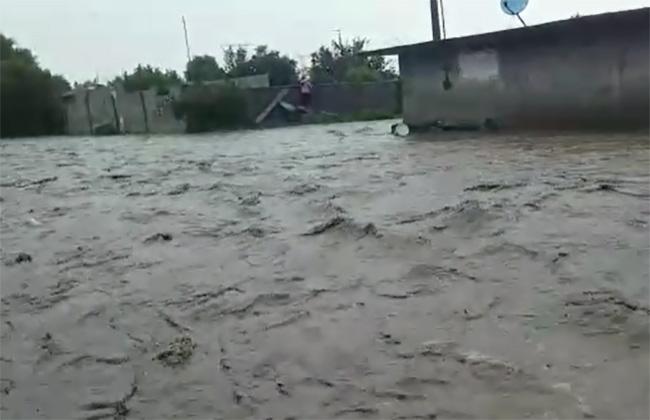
xmin=501 ymin=0 xmax=529 ymax=16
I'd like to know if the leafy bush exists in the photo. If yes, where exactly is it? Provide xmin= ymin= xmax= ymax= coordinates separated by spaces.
xmin=174 ymin=83 xmax=249 ymax=133
xmin=310 ymin=37 xmax=397 ymax=84
xmin=111 ymin=65 xmax=181 ymax=94
xmin=225 ymin=45 xmax=298 ymax=86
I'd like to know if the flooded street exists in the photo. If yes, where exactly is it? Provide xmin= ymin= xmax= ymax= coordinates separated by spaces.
xmin=1 ymin=122 xmax=649 ymax=419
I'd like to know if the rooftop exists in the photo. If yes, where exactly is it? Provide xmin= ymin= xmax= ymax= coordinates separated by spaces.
xmin=362 ymin=7 xmax=649 ymax=56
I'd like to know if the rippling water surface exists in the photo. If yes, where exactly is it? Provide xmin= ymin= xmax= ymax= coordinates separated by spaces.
xmin=1 ymin=122 xmax=649 ymax=419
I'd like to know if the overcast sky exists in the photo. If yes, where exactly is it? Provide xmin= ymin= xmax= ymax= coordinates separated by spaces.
xmin=1 ymin=0 xmax=647 ymax=82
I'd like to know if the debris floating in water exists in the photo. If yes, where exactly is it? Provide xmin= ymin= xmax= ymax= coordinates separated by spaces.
xmin=144 ymin=232 xmax=173 ymax=243
xmin=6 ymin=252 xmax=33 ymax=265
xmin=302 ymin=216 xmax=347 ymax=236
xmin=154 ymin=335 xmax=196 ymax=367
xmin=391 ymin=123 xmax=410 ymax=137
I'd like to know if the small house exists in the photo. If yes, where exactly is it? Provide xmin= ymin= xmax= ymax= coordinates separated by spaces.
xmin=364 ymin=8 xmax=649 ymax=130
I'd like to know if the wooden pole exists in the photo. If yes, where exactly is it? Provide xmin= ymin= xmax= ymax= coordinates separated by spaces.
xmin=182 ymin=16 xmax=192 ymax=64
xmin=139 ymin=91 xmax=149 ymax=133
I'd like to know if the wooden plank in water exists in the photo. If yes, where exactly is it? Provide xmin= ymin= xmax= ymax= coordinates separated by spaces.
xmin=255 ymin=88 xmax=289 ymax=125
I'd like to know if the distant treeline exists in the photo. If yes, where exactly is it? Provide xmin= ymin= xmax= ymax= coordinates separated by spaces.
xmin=111 ymin=38 xmax=397 ymax=93
xmin=1 ymin=33 xmax=397 ymax=138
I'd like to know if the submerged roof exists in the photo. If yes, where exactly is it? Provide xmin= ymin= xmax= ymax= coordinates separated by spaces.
xmin=362 ymin=7 xmax=649 ymax=56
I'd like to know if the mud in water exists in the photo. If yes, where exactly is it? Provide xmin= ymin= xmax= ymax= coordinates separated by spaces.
xmin=0 ymin=123 xmax=649 ymax=419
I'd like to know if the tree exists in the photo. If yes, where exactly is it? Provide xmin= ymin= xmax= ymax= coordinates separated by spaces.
xmin=309 ymin=37 xmax=397 ymax=84
xmin=223 ymin=46 xmax=248 ymax=75
xmin=185 ymin=55 xmax=226 ymax=83
xmin=111 ymin=65 xmax=181 ymax=93
xmin=173 ymin=84 xmax=248 ymax=133
xmin=1 ymin=34 xmax=69 ymax=138
xmin=50 ymin=74 xmax=71 ymax=95
xmin=0 ymin=35 xmax=36 ymax=65
xmin=224 ymin=45 xmax=298 ymax=86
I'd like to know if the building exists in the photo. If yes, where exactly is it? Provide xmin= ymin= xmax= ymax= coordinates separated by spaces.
xmin=364 ymin=8 xmax=649 ymax=130
xmin=197 ymin=73 xmax=270 ymax=89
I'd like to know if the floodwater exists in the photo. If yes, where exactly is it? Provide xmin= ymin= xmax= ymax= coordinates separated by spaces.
xmin=1 ymin=122 xmax=649 ymax=419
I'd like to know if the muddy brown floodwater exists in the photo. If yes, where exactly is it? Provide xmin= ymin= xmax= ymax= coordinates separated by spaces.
xmin=1 ymin=122 xmax=649 ymax=419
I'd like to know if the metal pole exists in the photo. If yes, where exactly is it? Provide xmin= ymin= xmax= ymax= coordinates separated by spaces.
xmin=439 ymin=0 xmax=447 ymax=39
xmin=503 ymin=3 xmax=527 ymax=27
xmin=430 ymin=0 xmax=441 ymax=41
xmin=515 ymin=13 xmax=527 ymax=27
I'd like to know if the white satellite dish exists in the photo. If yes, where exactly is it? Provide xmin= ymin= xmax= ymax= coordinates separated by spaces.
xmin=501 ymin=0 xmax=529 ymax=26
xmin=501 ymin=0 xmax=528 ymax=15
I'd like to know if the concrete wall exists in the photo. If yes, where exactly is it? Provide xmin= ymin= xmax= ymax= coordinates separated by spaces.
xmin=65 ymin=84 xmax=186 ymax=135
xmin=200 ymin=74 xmax=270 ymax=89
xmin=399 ymin=8 xmax=649 ymax=130
xmin=243 ymin=80 xmax=401 ymax=121
xmin=64 ymin=79 xmax=400 ymax=135
xmin=142 ymin=87 xmax=185 ymax=134
xmin=87 ymin=86 xmax=118 ymax=132
xmin=64 ymin=86 xmax=118 ymax=135
xmin=312 ymin=81 xmax=401 ymax=115
xmin=63 ymin=88 xmax=92 ymax=135
xmin=114 ymin=86 xmax=147 ymax=134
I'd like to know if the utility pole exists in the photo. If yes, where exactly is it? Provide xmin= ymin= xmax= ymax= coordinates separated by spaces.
xmin=439 ymin=0 xmax=447 ymax=39
xmin=430 ymin=0 xmax=441 ymax=41
xmin=182 ymin=16 xmax=192 ymax=65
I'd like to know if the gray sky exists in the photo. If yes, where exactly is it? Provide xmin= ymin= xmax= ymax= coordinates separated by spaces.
xmin=1 ymin=0 xmax=647 ymax=82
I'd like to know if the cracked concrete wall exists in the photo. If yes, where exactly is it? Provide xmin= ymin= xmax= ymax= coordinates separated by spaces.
xmin=65 ymin=85 xmax=186 ymax=135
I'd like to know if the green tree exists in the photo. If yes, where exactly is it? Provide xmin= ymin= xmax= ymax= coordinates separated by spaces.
xmin=0 ymin=34 xmax=69 ymax=138
xmin=309 ymin=37 xmax=397 ymax=84
xmin=223 ymin=46 xmax=248 ymax=75
xmin=0 ymin=35 xmax=36 ymax=65
xmin=174 ymin=84 xmax=249 ymax=133
xmin=111 ymin=65 xmax=181 ymax=94
xmin=225 ymin=45 xmax=298 ymax=86
xmin=185 ymin=55 xmax=226 ymax=82
xmin=50 ymin=74 xmax=72 ymax=95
